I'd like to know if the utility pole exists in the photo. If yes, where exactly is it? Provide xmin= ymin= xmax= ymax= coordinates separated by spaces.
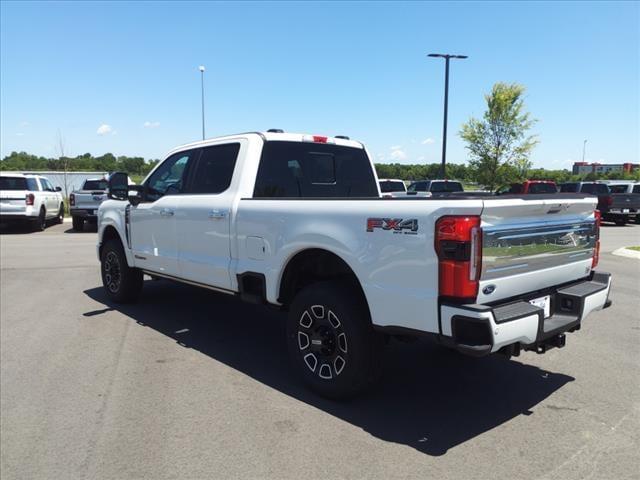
xmin=428 ymin=53 xmax=467 ymax=178
xmin=199 ymin=65 xmax=206 ymax=140
xmin=582 ymin=139 xmax=587 ymax=162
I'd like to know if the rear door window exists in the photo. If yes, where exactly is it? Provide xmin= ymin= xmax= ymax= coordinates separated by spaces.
xmin=186 ymin=143 xmax=240 ymax=194
xmin=253 ymin=142 xmax=377 ymax=198
xmin=633 ymin=185 xmax=640 ymax=194
xmin=26 ymin=178 xmax=39 ymax=191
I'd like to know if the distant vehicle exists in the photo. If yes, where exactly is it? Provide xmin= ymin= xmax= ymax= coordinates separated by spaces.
xmin=0 ymin=173 xmax=64 ymax=230
xmin=405 ymin=179 xmax=464 ymax=196
xmin=378 ymin=178 xmax=407 ymax=198
xmin=70 ymin=177 xmax=109 ymax=230
xmin=70 ymin=176 xmax=134 ymax=230
xmin=599 ymin=181 xmax=640 ymax=194
xmin=497 ymin=180 xmax=557 ymax=195
xmin=559 ymin=182 xmax=640 ymax=225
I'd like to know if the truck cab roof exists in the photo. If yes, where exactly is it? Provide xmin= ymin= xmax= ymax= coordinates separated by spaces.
xmin=166 ymin=131 xmax=363 ymax=158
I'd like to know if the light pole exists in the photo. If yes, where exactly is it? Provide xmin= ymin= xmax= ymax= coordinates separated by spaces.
xmin=428 ymin=53 xmax=467 ymax=178
xmin=199 ymin=65 xmax=206 ymax=140
xmin=582 ymin=139 xmax=587 ymax=162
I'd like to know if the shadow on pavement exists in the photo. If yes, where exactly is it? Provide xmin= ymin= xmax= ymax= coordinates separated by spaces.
xmin=84 ymin=280 xmax=573 ymax=456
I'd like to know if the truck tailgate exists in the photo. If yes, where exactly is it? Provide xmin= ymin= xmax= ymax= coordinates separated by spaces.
xmin=73 ymin=191 xmax=106 ymax=210
xmin=0 ymin=190 xmax=27 ymax=214
xmin=477 ymin=195 xmax=598 ymax=304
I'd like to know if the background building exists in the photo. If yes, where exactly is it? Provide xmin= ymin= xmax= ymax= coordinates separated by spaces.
xmin=572 ymin=162 xmax=639 ymax=175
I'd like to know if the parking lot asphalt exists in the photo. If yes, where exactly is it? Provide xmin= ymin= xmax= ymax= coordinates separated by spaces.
xmin=1 ymin=221 xmax=639 ymax=480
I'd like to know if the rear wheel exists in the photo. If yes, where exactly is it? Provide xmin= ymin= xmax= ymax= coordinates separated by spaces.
xmin=615 ymin=216 xmax=627 ymax=226
xmin=72 ymin=216 xmax=84 ymax=231
xmin=32 ymin=208 xmax=46 ymax=231
xmin=100 ymin=239 xmax=143 ymax=303
xmin=55 ymin=204 xmax=64 ymax=224
xmin=286 ymin=281 xmax=382 ymax=399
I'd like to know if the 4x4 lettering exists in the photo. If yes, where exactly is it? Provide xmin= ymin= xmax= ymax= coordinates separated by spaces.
xmin=366 ymin=218 xmax=419 ymax=233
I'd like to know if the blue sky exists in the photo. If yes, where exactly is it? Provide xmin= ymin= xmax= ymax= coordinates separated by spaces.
xmin=1 ymin=1 xmax=638 ymax=169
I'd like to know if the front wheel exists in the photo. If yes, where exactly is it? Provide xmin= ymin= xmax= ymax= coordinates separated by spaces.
xmin=286 ymin=281 xmax=382 ymax=399
xmin=100 ymin=239 xmax=143 ymax=303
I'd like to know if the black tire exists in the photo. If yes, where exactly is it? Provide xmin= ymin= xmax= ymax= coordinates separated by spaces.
xmin=286 ymin=281 xmax=382 ymax=400
xmin=100 ymin=239 xmax=143 ymax=303
xmin=615 ymin=217 xmax=627 ymax=226
xmin=32 ymin=208 xmax=46 ymax=231
xmin=72 ymin=216 xmax=84 ymax=231
xmin=56 ymin=204 xmax=64 ymax=224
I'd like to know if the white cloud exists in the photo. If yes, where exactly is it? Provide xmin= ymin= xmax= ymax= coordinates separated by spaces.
xmin=389 ymin=149 xmax=407 ymax=161
xmin=390 ymin=145 xmax=403 ymax=150
xmin=96 ymin=124 xmax=113 ymax=136
xmin=19 ymin=121 xmax=29 ymax=128
xmin=421 ymin=138 xmax=435 ymax=145
xmin=143 ymin=121 xmax=160 ymax=128
xmin=417 ymin=156 xmax=425 ymax=161
xmin=15 ymin=132 xmax=25 ymax=136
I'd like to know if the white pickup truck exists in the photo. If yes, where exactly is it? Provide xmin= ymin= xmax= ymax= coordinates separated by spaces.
xmin=97 ymin=131 xmax=612 ymax=398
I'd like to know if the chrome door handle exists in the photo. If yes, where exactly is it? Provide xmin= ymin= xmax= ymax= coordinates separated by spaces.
xmin=208 ymin=210 xmax=227 ymax=219
xmin=160 ymin=208 xmax=174 ymax=216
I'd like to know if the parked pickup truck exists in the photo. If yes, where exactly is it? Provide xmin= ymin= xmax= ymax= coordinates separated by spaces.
xmin=97 ymin=131 xmax=612 ymax=398
xmin=559 ymin=182 xmax=640 ymax=226
xmin=70 ymin=177 xmax=110 ymax=230
xmin=497 ymin=180 xmax=558 ymax=195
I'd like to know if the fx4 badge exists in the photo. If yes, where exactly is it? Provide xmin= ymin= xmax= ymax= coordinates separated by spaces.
xmin=366 ymin=218 xmax=419 ymax=235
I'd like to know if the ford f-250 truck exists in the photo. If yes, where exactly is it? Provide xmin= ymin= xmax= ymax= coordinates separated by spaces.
xmin=97 ymin=131 xmax=612 ymax=399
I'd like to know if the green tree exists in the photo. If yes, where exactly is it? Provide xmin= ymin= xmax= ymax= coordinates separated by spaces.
xmin=460 ymin=82 xmax=538 ymax=190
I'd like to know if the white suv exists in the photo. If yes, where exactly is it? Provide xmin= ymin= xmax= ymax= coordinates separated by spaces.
xmin=0 ymin=173 xmax=65 ymax=230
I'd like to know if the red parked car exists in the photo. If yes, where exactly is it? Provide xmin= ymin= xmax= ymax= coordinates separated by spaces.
xmin=497 ymin=180 xmax=558 ymax=194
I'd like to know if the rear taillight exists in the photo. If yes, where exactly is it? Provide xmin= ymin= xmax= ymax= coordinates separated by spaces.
xmin=70 ymin=193 xmax=75 ymax=206
xmin=26 ymin=193 xmax=35 ymax=206
xmin=592 ymin=210 xmax=601 ymax=268
xmin=435 ymin=215 xmax=482 ymax=302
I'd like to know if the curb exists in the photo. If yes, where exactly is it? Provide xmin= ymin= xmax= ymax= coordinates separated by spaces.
xmin=612 ymin=247 xmax=640 ymax=260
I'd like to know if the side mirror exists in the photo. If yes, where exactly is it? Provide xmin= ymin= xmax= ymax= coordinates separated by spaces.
xmin=128 ymin=186 xmax=144 ymax=206
xmin=108 ymin=172 xmax=129 ymax=201
xmin=55 ymin=186 xmax=62 ymax=192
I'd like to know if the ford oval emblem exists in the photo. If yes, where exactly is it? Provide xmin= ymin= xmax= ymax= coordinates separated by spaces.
xmin=482 ymin=285 xmax=496 ymax=295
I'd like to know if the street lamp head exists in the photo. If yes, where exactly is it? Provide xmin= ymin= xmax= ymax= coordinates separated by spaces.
xmin=428 ymin=53 xmax=468 ymax=59
xmin=198 ymin=65 xmax=205 ymax=72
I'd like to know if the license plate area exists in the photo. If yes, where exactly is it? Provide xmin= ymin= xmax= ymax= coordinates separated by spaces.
xmin=529 ymin=295 xmax=551 ymax=318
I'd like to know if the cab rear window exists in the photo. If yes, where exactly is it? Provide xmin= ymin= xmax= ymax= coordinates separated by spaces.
xmin=253 ymin=142 xmax=378 ymax=198
xmin=528 ymin=183 xmax=557 ymax=194
xmin=84 ymin=180 xmax=108 ymax=190
xmin=430 ymin=181 xmax=463 ymax=193
xmin=379 ymin=181 xmax=405 ymax=193
xmin=580 ymin=184 xmax=609 ymax=195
